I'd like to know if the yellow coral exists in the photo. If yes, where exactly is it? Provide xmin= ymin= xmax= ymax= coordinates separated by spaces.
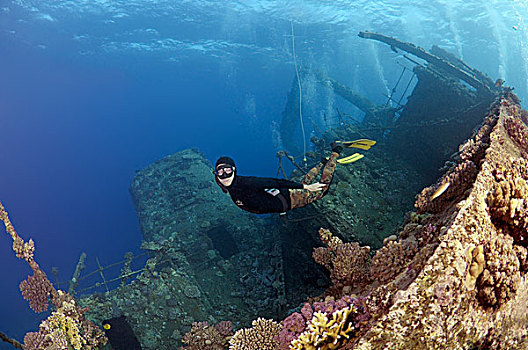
xmin=465 ymin=245 xmax=485 ymax=290
xmin=44 ymin=311 xmax=86 ymax=350
xmin=290 ymin=306 xmax=357 ymax=350
xmin=229 ymin=318 xmax=281 ymax=350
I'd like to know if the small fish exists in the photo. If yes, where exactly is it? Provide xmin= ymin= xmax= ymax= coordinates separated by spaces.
xmin=431 ymin=182 xmax=450 ymax=200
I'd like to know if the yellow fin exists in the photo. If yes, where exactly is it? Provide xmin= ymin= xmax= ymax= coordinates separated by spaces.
xmin=337 ymin=153 xmax=364 ymax=164
xmin=340 ymin=139 xmax=377 ymax=150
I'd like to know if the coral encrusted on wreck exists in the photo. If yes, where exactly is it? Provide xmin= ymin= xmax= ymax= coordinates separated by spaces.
xmin=349 ymin=91 xmax=528 ymax=349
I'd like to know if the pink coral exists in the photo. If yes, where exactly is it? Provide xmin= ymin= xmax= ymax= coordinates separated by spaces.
xmin=0 ymin=201 xmax=107 ymax=350
xmin=277 ymin=296 xmax=367 ymax=350
xmin=19 ymin=270 xmax=53 ymax=313
xmin=279 ymin=296 xmax=370 ymax=349
xmin=300 ymin=303 xmax=313 ymax=322
xmin=312 ymin=228 xmax=371 ymax=293
xmin=283 ymin=313 xmax=305 ymax=333
xmin=277 ymin=313 xmax=306 ymax=350
xmin=23 ymin=332 xmax=49 ymax=350
xmin=214 ymin=320 xmax=233 ymax=338
xmin=370 ymin=239 xmax=418 ymax=284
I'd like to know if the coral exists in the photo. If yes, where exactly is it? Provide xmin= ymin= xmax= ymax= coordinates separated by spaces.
xmin=458 ymin=114 xmax=496 ymax=164
xmin=476 ymin=233 xmax=521 ymax=308
xmin=12 ymin=236 xmax=35 ymax=260
xmin=415 ymin=160 xmax=477 ymax=213
xmin=19 ymin=270 xmax=53 ymax=313
xmin=183 ymin=284 xmax=201 ymax=298
xmin=433 ymin=282 xmax=453 ymax=307
xmin=514 ymin=245 xmax=528 ymax=272
xmin=464 ymin=245 xmax=485 ymax=290
xmin=504 ymin=115 xmax=528 ymax=156
xmin=42 ymin=311 xmax=85 ymax=350
xmin=370 ymin=238 xmax=418 ymax=284
xmin=290 ymin=306 xmax=359 ymax=350
xmin=414 ymin=108 xmax=499 ymax=215
xmin=215 ymin=321 xmax=234 ymax=338
xmin=278 ymin=296 xmax=370 ymax=350
xmin=313 ymin=228 xmax=371 ymax=293
xmin=229 ymin=318 xmax=281 ymax=350
xmin=38 ymin=290 xmax=107 ymax=350
xmin=312 ymin=247 xmax=333 ymax=271
xmin=0 ymin=201 xmax=108 ymax=350
xmin=180 ymin=321 xmax=230 ymax=350
xmin=23 ymin=332 xmax=49 ymax=350
xmin=487 ymin=159 xmax=528 ymax=245
xmin=277 ymin=313 xmax=306 ymax=350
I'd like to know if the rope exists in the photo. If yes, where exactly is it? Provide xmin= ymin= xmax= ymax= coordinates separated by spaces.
xmin=291 ymin=21 xmax=307 ymax=165
xmin=0 ymin=331 xmax=23 ymax=349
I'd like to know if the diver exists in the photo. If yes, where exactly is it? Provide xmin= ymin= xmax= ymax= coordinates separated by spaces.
xmin=213 ymin=140 xmax=375 ymax=214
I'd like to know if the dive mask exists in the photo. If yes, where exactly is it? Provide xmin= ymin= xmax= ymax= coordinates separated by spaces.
xmin=214 ymin=165 xmax=234 ymax=179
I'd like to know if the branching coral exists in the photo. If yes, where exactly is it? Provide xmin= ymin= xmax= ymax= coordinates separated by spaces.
xmin=12 ymin=235 xmax=35 ymax=260
xmin=215 ymin=321 xmax=234 ymax=338
xmin=277 ymin=296 xmax=364 ymax=350
xmin=19 ymin=270 xmax=53 ymax=313
xmin=277 ymin=296 xmax=370 ymax=350
xmin=277 ymin=312 xmax=306 ymax=350
xmin=23 ymin=332 xmax=48 ymax=349
xmin=290 ymin=306 xmax=359 ymax=350
xmin=42 ymin=311 xmax=85 ymax=350
xmin=313 ymin=228 xmax=371 ymax=293
xmin=37 ymin=290 xmax=107 ymax=350
xmin=0 ymin=201 xmax=107 ymax=350
xmin=229 ymin=318 xmax=281 ymax=350
xmin=180 ymin=321 xmax=231 ymax=350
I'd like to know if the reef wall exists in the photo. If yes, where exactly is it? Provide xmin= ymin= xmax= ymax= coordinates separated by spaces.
xmin=354 ymin=92 xmax=528 ymax=349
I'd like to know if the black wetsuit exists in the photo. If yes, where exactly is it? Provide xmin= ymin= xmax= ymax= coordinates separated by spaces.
xmin=225 ymin=175 xmax=304 ymax=214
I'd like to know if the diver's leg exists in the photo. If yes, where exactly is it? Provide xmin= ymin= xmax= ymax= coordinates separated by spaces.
xmin=302 ymin=163 xmax=323 ymax=185
xmin=289 ymin=181 xmax=329 ymax=209
xmin=310 ymin=151 xmax=339 ymax=201
xmin=320 ymin=152 xmax=339 ymax=184
xmin=289 ymin=189 xmax=314 ymax=210
xmin=289 ymin=152 xmax=340 ymax=209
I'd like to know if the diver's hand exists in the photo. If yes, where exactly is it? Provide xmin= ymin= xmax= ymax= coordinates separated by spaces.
xmin=303 ymin=182 xmax=327 ymax=192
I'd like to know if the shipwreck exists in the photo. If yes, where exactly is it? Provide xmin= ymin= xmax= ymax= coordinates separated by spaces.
xmin=2 ymin=32 xmax=528 ymax=350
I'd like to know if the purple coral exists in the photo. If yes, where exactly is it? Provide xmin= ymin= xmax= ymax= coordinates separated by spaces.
xmin=19 ymin=271 xmax=53 ymax=313
xmin=277 ymin=313 xmax=306 ymax=350
xmin=278 ymin=296 xmax=370 ymax=349
xmin=214 ymin=320 xmax=233 ymax=337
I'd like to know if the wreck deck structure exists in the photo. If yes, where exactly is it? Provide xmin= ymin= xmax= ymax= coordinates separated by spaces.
xmin=71 ymin=33 xmax=528 ymax=350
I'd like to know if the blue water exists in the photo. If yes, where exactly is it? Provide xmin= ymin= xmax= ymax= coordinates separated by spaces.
xmin=1 ymin=0 xmax=527 ymax=347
